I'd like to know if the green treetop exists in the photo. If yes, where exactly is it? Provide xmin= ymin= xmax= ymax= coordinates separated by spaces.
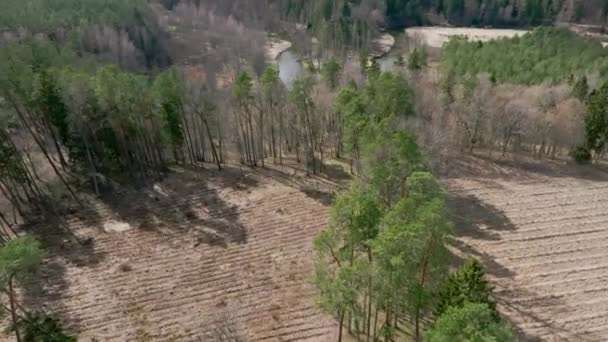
xmin=426 ymin=303 xmax=515 ymax=342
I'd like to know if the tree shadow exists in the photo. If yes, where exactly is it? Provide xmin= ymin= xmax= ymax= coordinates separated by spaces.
xmin=444 ymin=151 xmax=608 ymax=183
xmin=496 ymin=292 xmax=601 ymax=342
xmin=448 ymin=241 xmax=591 ymax=341
xmin=447 ymin=184 xmax=516 ymax=277
xmin=446 ymin=187 xmax=601 ymax=341
xmin=320 ymin=162 xmax=352 ymax=182
xmin=251 ymin=165 xmax=342 ymax=206
xmin=478 ymin=153 xmax=608 ymax=182
xmin=19 ymin=216 xmax=105 ymax=334
xmin=449 ymin=240 xmax=515 ymax=279
xmin=446 ymin=192 xmax=516 ymax=241
xmin=91 ymin=166 xmax=253 ymax=247
xmin=301 ymin=187 xmax=333 ymax=206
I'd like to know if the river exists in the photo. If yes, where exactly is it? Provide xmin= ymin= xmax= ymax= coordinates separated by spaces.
xmin=276 ymin=49 xmax=304 ymax=86
xmin=276 ymin=49 xmax=400 ymax=85
xmin=275 ymin=27 xmax=532 ymax=83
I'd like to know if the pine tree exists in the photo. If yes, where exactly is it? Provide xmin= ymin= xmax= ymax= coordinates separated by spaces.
xmin=0 ymin=236 xmax=44 ymax=342
xmin=426 ymin=303 xmax=514 ymax=342
xmin=435 ymin=259 xmax=498 ymax=319
xmin=585 ymin=80 xmax=608 ymax=157
xmin=321 ymin=58 xmax=342 ymax=90
xmin=572 ymin=75 xmax=589 ymax=101
xmin=373 ymin=172 xmax=452 ymax=342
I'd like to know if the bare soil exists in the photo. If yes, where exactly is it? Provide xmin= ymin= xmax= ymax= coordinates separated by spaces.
xmin=18 ymin=152 xmax=608 ymax=341
xmin=406 ymin=27 xmax=529 ymax=48
xmin=445 ymin=152 xmax=608 ymax=341
xmin=23 ymin=163 xmax=347 ymax=341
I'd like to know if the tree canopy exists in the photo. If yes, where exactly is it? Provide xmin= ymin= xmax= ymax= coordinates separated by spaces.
xmin=435 ymin=259 xmax=497 ymax=319
xmin=425 ymin=303 xmax=515 ymax=342
xmin=441 ymin=27 xmax=608 ymax=85
xmin=0 ymin=0 xmax=146 ymax=32
xmin=584 ymin=80 xmax=608 ymax=157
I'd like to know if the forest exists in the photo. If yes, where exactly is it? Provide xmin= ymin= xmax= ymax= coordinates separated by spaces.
xmin=285 ymin=0 xmax=608 ymax=28
xmin=0 ymin=0 xmax=608 ymax=341
xmin=441 ymin=27 xmax=608 ymax=84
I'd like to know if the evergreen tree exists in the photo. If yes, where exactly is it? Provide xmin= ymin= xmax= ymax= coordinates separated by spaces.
xmin=408 ymin=47 xmax=427 ymax=71
xmin=441 ymin=27 xmax=608 ymax=85
xmin=155 ymin=67 xmax=185 ymax=163
xmin=19 ymin=312 xmax=76 ymax=342
xmin=321 ymin=58 xmax=342 ymax=90
xmin=373 ymin=172 xmax=452 ymax=341
xmin=435 ymin=259 xmax=498 ymax=319
xmin=367 ymin=58 xmax=380 ymax=78
xmin=0 ymin=237 xmax=44 ymax=342
xmin=313 ymin=181 xmax=382 ymax=342
xmin=426 ymin=303 xmax=514 ymax=342
xmin=585 ymin=81 xmax=608 ymax=157
xmin=572 ymin=75 xmax=589 ymax=101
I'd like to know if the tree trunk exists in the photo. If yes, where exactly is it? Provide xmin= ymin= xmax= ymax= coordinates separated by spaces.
xmin=247 ymin=109 xmax=257 ymax=167
xmin=9 ymin=273 xmax=21 ymax=342
xmin=270 ymin=103 xmax=277 ymax=162
xmin=182 ymin=115 xmax=196 ymax=165
xmin=363 ymin=292 xmax=368 ymax=337
xmin=338 ymin=310 xmax=345 ymax=342
xmin=202 ymin=117 xmax=222 ymax=171
xmin=7 ymin=94 xmax=82 ymax=206
xmin=384 ymin=306 xmax=391 ymax=342
xmin=82 ymin=129 xmax=100 ymax=196
xmin=373 ymin=306 xmax=379 ymax=342
xmin=259 ymin=111 xmax=265 ymax=168
xmin=47 ymin=123 xmax=68 ymax=170
xmin=367 ymin=249 xmax=373 ymax=341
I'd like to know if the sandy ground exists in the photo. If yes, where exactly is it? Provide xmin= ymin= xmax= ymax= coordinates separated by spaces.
xmin=371 ymin=33 xmax=395 ymax=57
xmin=444 ymin=153 xmax=608 ymax=341
xmin=265 ymin=38 xmax=292 ymax=62
xmin=406 ymin=27 xmax=529 ymax=48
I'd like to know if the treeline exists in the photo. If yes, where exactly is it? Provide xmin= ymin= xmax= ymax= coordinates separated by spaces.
xmin=0 ymin=33 xmax=407 ymax=225
xmin=283 ymin=0 xmax=608 ymax=30
xmin=441 ymin=27 xmax=608 ymax=85
xmin=384 ymin=0 xmax=565 ymax=27
xmin=0 ymin=0 xmax=170 ymax=71
xmin=0 ymin=0 xmax=145 ymax=32
xmin=313 ymin=73 xmax=514 ymax=341
xmin=284 ymin=0 xmax=377 ymax=56
xmin=577 ymin=78 xmax=608 ymax=162
xmin=161 ymin=0 xmax=608 ymax=30
xmin=0 ymin=38 xmax=225 ymax=207
xmin=438 ymin=26 xmax=608 ymax=163
xmin=437 ymin=72 xmax=586 ymax=161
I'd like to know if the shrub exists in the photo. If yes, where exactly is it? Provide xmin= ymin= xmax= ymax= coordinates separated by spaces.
xmin=570 ymin=145 xmax=592 ymax=164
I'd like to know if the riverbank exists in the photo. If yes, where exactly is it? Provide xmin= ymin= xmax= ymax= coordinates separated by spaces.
xmin=405 ymin=27 xmax=528 ymax=48
xmin=371 ymin=33 xmax=396 ymax=58
xmin=265 ymin=37 xmax=292 ymax=62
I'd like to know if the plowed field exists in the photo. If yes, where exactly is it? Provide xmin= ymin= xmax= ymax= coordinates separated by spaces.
xmin=24 ymin=154 xmax=608 ymax=341
xmin=446 ymin=154 xmax=608 ymax=341
xmin=26 ymin=166 xmax=341 ymax=341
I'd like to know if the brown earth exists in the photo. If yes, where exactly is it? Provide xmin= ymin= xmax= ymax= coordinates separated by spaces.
xmin=22 ymin=163 xmax=348 ymax=341
xmin=445 ymin=152 xmax=608 ymax=341
xmin=16 ymin=152 xmax=608 ymax=341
